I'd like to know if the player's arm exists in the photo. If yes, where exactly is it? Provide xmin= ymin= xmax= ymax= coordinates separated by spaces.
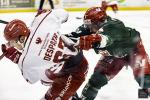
xmin=1 ymin=44 xmax=21 ymax=63
xmin=65 ymin=24 xmax=92 ymax=43
xmin=78 ymin=27 xmax=112 ymax=51
xmin=65 ymin=25 xmax=109 ymax=51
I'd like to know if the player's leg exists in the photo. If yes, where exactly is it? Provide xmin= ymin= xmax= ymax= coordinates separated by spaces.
xmin=48 ymin=0 xmax=54 ymax=9
xmin=81 ymin=71 xmax=107 ymax=100
xmin=45 ymin=74 xmax=84 ymax=100
xmin=130 ymin=42 xmax=150 ymax=98
xmin=45 ymin=55 xmax=88 ymax=100
xmin=80 ymin=56 xmax=127 ymax=100
xmin=39 ymin=0 xmax=45 ymax=10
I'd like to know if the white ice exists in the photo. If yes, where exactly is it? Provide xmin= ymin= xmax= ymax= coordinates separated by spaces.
xmin=0 ymin=10 xmax=150 ymax=100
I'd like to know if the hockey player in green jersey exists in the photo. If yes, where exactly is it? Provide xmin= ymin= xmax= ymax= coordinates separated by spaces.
xmin=67 ymin=6 xmax=150 ymax=100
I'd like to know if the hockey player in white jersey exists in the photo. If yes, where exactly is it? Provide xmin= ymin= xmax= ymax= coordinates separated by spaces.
xmin=1 ymin=9 xmax=101 ymax=100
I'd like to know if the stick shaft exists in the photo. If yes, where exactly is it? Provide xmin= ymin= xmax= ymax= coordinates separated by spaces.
xmin=0 ymin=20 xmax=8 ymax=24
xmin=0 ymin=52 xmax=7 ymax=60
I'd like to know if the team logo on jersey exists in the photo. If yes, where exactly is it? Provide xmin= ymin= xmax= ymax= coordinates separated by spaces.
xmin=36 ymin=37 xmax=42 ymax=44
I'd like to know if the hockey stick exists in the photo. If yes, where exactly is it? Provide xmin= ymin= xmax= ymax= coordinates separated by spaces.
xmin=75 ymin=17 xmax=83 ymax=19
xmin=0 ymin=20 xmax=8 ymax=60
xmin=0 ymin=20 xmax=9 ymax=60
xmin=0 ymin=52 xmax=7 ymax=60
xmin=0 ymin=20 xmax=8 ymax=24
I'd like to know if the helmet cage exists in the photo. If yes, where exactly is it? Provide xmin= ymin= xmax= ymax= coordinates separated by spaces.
xmin=84 ymin=18 xmax=105 ymax=32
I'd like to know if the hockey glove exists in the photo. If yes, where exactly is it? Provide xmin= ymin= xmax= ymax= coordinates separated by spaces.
xmin=1 ymin=44 xmax=21 ymax=63
xmin=79 ymin=34 xmax=101 ymax=50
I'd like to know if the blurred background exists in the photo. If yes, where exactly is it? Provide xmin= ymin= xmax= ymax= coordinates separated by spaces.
xmin=0 ymin=0 xmax=150 ymax=100
xmin=0 ymin=0 xmax=150 ymax=13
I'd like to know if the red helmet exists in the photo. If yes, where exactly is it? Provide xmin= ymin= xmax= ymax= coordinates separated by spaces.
xmin=84 ymin=7 xmax=107 ymax=26
xmin=4 ymin=19 xmax=30 ymax=41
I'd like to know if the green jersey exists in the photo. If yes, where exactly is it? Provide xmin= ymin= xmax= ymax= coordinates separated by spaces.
xmin=93 ymin=16 xmax=141 ymax=57
xmin=65 ymin=16 xmax=141 ymax=58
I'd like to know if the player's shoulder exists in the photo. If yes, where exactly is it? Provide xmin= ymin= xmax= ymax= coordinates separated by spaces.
xmin=104 ymin=16 xmax=125 ymax=28
xmin=108 ymin=16 xmax=124 ymax=24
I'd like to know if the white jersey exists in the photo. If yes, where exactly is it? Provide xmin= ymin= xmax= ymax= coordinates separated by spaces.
xmin=18 ymin=10 xmax=78 ymax=84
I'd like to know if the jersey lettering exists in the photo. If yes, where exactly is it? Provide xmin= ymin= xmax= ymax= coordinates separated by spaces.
xmin=44 ymin=33 xmax=73 ymax=64
xmin=44 ymin=33 xmax=58 ymax=61
xmin=58 ymin=37 xmax=64 ymax=49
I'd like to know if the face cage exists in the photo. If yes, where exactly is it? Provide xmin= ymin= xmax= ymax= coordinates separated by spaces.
xmin=84 ymin=19 xmax=104 ymax=32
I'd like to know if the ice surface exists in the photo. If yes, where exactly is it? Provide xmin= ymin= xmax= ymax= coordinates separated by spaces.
xmin=0 ymin=10 xmax=150 ymax=100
